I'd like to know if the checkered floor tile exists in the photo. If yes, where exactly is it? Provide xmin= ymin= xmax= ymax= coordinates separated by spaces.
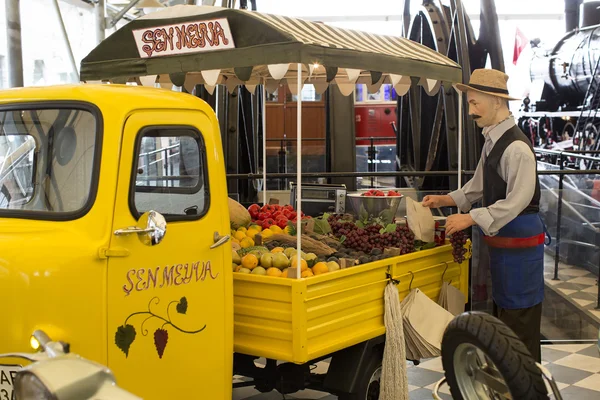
xmin=232 ymin=344 xmax=600 ymax=399
xmin=543 ymin=256 xmax=600 ymax=324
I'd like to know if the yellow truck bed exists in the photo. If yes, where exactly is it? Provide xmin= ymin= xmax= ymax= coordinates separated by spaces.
xmin=233 ymin=242 xmax=470 ymax=364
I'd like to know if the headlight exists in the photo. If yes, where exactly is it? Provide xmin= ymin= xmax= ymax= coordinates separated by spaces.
xmin=14 ymin=371 xmax=56 ymax=400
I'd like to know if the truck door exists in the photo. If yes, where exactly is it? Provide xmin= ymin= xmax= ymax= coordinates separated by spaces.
xmin=106 ymin=110 xmax=232 ymax=399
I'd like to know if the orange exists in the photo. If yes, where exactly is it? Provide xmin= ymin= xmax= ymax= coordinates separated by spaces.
xmin=241 ymin=254 xmax=258 ymax=270
xmin=311 ymin=262 xmax=329 ymax=275
xmin=266 ymin=267 xmax=282 ymax=277
xmin=301 ymin=269 xmax=314 ymax=278
xmin=271 ymin=247 xmax=285 ymax=253
xmin=291 ymin=257 xmax=308 ymax=272
xmin=281 ymin=268 xmax=289 ymax=278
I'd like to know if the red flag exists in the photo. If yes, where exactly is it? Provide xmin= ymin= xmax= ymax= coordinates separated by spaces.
xmin=513 ymin=27 xmax=528 ymax=65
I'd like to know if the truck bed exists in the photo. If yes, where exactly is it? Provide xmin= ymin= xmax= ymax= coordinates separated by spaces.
xmin=233 ymin=242 xmax=470 ymax=364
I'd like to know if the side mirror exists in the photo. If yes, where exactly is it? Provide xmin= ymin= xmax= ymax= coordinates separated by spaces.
xmin=114 ymin=210 xmax=167 ymax=246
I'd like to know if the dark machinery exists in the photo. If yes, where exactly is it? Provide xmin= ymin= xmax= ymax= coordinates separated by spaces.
xmin=520 ymin=0 xmax=600 ymax=159
xmin=397 ymin=0 xmax=505 ymax=190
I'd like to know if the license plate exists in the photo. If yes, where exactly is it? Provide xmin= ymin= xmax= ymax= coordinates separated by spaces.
xmin=0 ymin=365 xmax=20 ymax=400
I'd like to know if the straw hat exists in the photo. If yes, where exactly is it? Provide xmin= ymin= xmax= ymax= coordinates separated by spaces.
xmin=456 ymin=68 xmax=520 ymax=100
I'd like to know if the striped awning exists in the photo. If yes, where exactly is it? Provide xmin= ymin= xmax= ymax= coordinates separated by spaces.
xmin=80 ymin=5 xmax=462 ymax=96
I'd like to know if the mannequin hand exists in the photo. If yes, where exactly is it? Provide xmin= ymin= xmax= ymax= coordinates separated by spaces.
xmin=422 ymin=195 xmax=454 ymax=208
xmin=446 ymin=214 xmax=475 ymax=236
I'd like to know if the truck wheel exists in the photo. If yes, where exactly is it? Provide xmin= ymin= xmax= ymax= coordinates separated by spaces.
xmin=441 ymin=311 xmax=548 ymax=400
xmin=338 ymin=356 xmax=381 ymax=400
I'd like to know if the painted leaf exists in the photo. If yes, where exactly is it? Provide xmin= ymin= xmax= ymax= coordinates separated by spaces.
xmin=154 ymin=328 xmax=169 ymax=359
xmin=176 ymin=296 xmax=188 ymax=315
xmin=115 ymin=324 xmax=136 ymax=358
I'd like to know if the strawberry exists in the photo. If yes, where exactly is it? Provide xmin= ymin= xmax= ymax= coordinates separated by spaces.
xmin=154 ymin=328 xmax=168 ymax=359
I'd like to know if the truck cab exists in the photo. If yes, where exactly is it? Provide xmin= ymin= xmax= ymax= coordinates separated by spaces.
xmin=0 ymin=84 xmax=233 ymax=399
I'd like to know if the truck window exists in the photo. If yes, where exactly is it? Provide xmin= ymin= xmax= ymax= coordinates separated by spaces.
xmin=132 ymin=127 xmax=208 ymax=221
xmin=0 ymin=107 xmax=100 ymax=219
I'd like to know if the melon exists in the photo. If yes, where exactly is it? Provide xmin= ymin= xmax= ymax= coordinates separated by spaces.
xmin=229 ymin=197 xmax=251 ymax=229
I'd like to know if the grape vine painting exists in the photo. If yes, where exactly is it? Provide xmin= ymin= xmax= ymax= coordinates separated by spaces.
xmin=115 ymin=296 xmax=206 ymax=359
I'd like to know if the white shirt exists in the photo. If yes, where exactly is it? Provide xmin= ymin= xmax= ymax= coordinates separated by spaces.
xmin=448 ymin=117 xmax=538 ymax=236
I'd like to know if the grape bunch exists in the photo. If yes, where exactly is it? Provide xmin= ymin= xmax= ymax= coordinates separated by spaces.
xmin=450 ymin=231 xmax=468 ymax=263
xmin=344 ymin=228 xmax=372 ymax=252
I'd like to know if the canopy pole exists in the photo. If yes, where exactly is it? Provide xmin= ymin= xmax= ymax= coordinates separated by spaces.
xmin=457 ymin=88 xmax=463 ymax=191
xmin=296 ymin=64 xmax=302 ymax=280
xmin=262 ymin=81 xmax=267 ymax=205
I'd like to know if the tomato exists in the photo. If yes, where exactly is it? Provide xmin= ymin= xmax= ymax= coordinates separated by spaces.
xmin=289 ymin=211 xmax=297 ymax=220
xmin=260 ymin=204 xmax=274 ymax=214
xmin=261 ymin=218 xmax=276 ymax=229
xmin=276 ymin=217 xmax=288 ymax=229
xmin=387 ymin=190 xmax=401 ymax=196
xmin=284 ymin=204 xmax=294 ymax=212
xmin=282 ymin=209 xmax=292 ymax=218
xmin=272 ymin=211 xmax=283 ymax=218
xmin=258 ymin=212 xmax=270 ymax=221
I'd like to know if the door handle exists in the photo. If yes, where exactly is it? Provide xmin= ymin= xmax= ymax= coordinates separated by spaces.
xmin=114 ymin=227 xmax=155 ymax=235
xmin=210 ymin=232 xmax=231 ymax=249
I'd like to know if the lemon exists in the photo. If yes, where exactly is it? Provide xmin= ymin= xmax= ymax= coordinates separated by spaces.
xmin=291 ymin=257 xmax=308 ymax=272
xmin=301 ymin=269 xmax=314 ymax=278
xmin=312 ymin=262 xmax=329 ymax=275
xmin=271 ymin=246 xmax=284 ymax=253
xmin=234 ymin=231 xmax=247 ymax=241
xmin=269 ymin=225 xmax=283 ymax=233
xmin=249 ymin=224 xmax=262 ymax=232
xmin=261 ymin=229 xmax=274 ymax=239
xmin=266 ymin=267 xmax=282 ymax=277
xmin=241 ymin=254 xmax=259 ymax=270
xmin=246 ymin=229 xmax=260 ymax=240
xmin=240 ymin=237 xmax=255 ymax=249
xmin=237 ymin=227 xmax=247 ymax=233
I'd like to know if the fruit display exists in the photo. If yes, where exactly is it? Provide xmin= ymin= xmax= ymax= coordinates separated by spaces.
xmin=231 ymin=223 xmax=287 ymax=248
xmin=361 ymin=189 xmax=402 ymax=197
xmin=329 ymin=214 xmax=416 ymax=255
xmin=229 ymin=203 xmax=470 ymax=279
xmin=247 ymin=203 xmax=310 ymax=230
xmin=231 ymin=245 xmax=341 ymax=278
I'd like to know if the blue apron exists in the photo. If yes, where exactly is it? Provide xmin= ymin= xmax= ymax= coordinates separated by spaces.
xmin=485 ymin=213 xmax=547 ymax=310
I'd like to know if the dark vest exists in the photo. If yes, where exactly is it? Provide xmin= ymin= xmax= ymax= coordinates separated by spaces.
xmin=483 ymin=125 xmax=540 ymax=215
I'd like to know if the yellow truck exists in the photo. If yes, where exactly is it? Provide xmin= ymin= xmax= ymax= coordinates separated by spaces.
xmin=0 ymin=84 xmax=470 ymax=399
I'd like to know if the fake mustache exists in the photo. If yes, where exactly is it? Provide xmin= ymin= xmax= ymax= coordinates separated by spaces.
xmin=471 ymin=115 xmax=482 ymax=120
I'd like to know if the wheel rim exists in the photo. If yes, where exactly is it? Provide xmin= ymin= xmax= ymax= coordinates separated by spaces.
xmin=453 ymin=343 xmax=512 ymax=400
xmin=365 ymin=366 xmax=381 ymax=400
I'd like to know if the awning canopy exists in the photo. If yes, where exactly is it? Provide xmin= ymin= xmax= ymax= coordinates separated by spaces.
xmin=80 ymin=5 xmax=462 ymax=96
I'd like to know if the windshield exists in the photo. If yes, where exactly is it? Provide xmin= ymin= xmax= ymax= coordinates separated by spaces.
xmin=0 ymin=107 xmax=99 ymax=216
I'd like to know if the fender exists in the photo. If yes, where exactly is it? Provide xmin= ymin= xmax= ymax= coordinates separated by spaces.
xmin=322 ymin=335 xmax=385 ymax=394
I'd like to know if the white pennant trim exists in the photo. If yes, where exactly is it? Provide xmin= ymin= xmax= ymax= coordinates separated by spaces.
xmin=389 ymin=74 xmax=403 ymax=86
xmin=268 ymin=64 xmax=290 ymax=80
xmin=139 ymin=75 xmax=157 ymax=87
xmin=205 ymin=84 xmax=216 ymax=95
xmin=337 ymin=83 xmax=355 ymax=96
xmin=345 ymin=68 xmax=361 ymax=83
xmin=201 ymin=69 xmax=221 ymax=87
xmin=312 ymin=81 xmax=329 ymax=95
xmin=245 ymin=84 xmax=257 ymax=94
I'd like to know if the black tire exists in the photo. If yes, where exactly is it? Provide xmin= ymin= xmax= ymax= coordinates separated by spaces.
xmin=441 ymin=311 xmax=549 ymax=400
xmin=338 ymin=354 xmax=382 ymax=400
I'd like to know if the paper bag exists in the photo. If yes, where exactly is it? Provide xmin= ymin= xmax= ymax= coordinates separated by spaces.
xmin=406 ymin=197 xmax=435 ymax=242
xmin=445 ymin=282 xmax=466 ymax=316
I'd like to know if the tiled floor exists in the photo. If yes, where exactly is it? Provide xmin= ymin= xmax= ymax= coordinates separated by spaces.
xmin=544 ymin=256 xmax=600 ymax=324
xmin=232 ymin=344 xmax=600 ymax=399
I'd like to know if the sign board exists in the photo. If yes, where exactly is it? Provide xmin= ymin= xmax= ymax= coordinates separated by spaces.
xmin=132 ymin=17 xmax=235 ymax=58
